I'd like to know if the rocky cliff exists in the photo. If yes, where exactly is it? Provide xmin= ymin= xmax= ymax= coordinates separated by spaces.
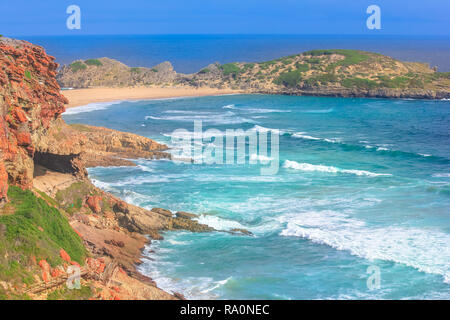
xmin=57 ymin=49 xmax=450 ymax=99
xmin=0 ymin=38 xmax=219 ymax=300
xmin=0 ymin=37 xmax=71 ymax=203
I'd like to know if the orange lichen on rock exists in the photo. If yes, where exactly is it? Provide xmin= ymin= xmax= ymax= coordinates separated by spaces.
xmin=0 ymin=38 xmax=69 ymax=202
xmin=86 ymin=195 xmax=102 ymax=213
xmin=59 ymin=249 xmax=71 ymax=263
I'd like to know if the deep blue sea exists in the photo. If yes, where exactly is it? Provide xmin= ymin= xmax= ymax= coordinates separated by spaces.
xmin=63 ymin=94 xmax=450 ymax=300
xmin=23 ymin=35 xmax=450 ymax=73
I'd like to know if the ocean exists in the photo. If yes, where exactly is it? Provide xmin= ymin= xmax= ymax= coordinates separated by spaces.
xmin=23 ymin=34 xmax=450 ymax=73
xmin=63 ymin=94 xmax=450 ymax=299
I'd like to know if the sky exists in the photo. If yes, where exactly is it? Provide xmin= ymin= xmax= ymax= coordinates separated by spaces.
xmin=0 ymin=0 xmax=449 ymax=36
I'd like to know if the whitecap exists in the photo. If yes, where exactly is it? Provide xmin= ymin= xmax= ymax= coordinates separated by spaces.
xmin=283 ymin=160 xmax=391 ymax=177
xmin=279 ymin=210 xmax=450 ymax=284
xmin=432 ymin=173 xmax=450 ymax=178
xmin=63 ymin=100 xmax=123 ymax=115
xmin=301 ymin=108 xmax=334 ymax=113
xmin=195 ymin=214 xmax=247 ymax=231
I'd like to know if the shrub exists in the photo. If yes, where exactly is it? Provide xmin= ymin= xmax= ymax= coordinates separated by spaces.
xmin=198 ymin=68 xmax=210 ymax=74
xmin=69 ymin=61 xmax=87 ymax=72
xmin=342 ymin=77 xmax=378 ymax=89
xmin=84 ymin=59 xmax=102 ymax=67
xmin=274 ymin=70 xmax=303 ymax=88
xmin=221 ymin=63 xmax=242 ymax=76
xmin=130 ymin=67 xmax=142 ymax=74
xmin=295 ymin=62 xmax=310 ymax=72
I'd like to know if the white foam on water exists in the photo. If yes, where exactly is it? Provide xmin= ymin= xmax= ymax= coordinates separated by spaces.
xmin=250 ymin=154 xmax=273 ymax=162
xmin=222 ymin=104 xmax=235 ymax=109
xmin=278 ymin=210 xmax=450 ymax=284
xmin=138 ymin=240 xmax=224 ymax=299
xmin=283 ymin=160 xmax=391 ymax=177
xmin=250 ymin=125 xmax=285 ymax=135
xmin=195 ymin=214 xmax=247 ymax=231
xmin=63 ymin=100 xmax=123 ymax=115
xmin=432 ymin=173 xmax=450 ymax=178
xmin=145 ymin=111 xmax=254 ymax=125
xmin=301 ymin=108 xmax=334 ymax=113
xmin=243 ymin=108 xmax=291 ymax=113
xmin=292 ymin=132 xmax=340 ymax=143
xmin=200 ymin=277 xmax=233 ymax=294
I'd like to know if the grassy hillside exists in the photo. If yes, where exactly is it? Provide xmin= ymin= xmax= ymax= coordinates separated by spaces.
xmin=189 ymin=49 xmax=450 ymax=95
xmin=0 ymin=186 xmax=86 ymax=299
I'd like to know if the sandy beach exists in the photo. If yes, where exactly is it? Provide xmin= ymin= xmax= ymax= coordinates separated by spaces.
xmin=62 ymin=86 xmax=243 ymax=108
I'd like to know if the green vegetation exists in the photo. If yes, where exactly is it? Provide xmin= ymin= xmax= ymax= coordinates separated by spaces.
xmin=242 ymin=63 xmax=255 ymax=72
xmin=198 ymin=68 xmax=210 ymax=74
xmin=304 ymin=73 xmax=339 ymax=87
xmin=69 ymin=61 xmax=87 ymax=72
xmin=432 ymin=72 xmax=450 ymax=80
xmin=342 ymin=77 xmax=378 ymax=89
xmin=55 ymin=181 xmax=93 ymax=215
xmin=0 ymin=187 xmax=86 ymax=288
xmin=274 ymin=69 xmax=304 ymax=88
xmin=259 ymin=60 xmax=277 ymax=70
xmin=151 ymin=68 xmax=158 ymax=72
xmin=221 ymin=63 xmax=242 ymax=76
xmin=24 ymin=70 xmax=32 ymax=80
xmin=305 ymin=57 xmax=322 ymax=65
xmin=130 ymin=67 xmax=142 ymax=74
xmin=84 ymin=59 xmax=103 ymax=67
xmin=69 ymin=123 xmax=95 ymax=132
xmin=47 ymin=285 xmax=92 ymax=300
xmin=295 ymin=62 xmax=310 ymax=72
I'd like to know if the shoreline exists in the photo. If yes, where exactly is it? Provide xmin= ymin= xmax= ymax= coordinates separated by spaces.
xmin=62 ymin=86 xmax=243 ymax=108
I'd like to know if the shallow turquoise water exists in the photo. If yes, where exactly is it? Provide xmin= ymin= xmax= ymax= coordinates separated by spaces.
xmin=64 ymin=95 xmax=450 ymax=299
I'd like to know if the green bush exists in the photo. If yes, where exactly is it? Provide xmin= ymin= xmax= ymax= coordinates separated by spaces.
xmin=130 ymin=67 xmax=142 ymax=74
xmin=198 ymin=68 xmax=210 ymax=74
xmin=295 ymin=62 xmax=310 ymax=72
xmin=342 ymin=77 xmax=378 ymax=89
xmin=69 ymin=61 xmax=87 ymax=72
xmin=274 ymin=70 xmax=303 ymax=88
xmin=221 ymin=63 xmax=242 ymax=76
xmin=84 ymin=59 xmax=102 ymax=67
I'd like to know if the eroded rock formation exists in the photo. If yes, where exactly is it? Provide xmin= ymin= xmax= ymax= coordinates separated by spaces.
xmin=0 ymin=38 xmax=72 ymax=202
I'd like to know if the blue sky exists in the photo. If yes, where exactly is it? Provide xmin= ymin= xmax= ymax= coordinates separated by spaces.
xmin=1 ymin=0 xmax=449 ymax=36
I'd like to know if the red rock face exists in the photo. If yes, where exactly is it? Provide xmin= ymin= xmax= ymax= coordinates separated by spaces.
xmin=86 ymin=195 xmax=103 ymax=214
xmin=0 ymin=38 xmax=68 ymax=202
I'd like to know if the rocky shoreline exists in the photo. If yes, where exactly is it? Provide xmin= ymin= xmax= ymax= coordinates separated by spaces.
xmin=0 ymin=37 xmax=235 ymax=300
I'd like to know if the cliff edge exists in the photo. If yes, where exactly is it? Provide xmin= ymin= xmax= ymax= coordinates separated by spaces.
xmin=0 ymin=37 xmax=214 ymax=300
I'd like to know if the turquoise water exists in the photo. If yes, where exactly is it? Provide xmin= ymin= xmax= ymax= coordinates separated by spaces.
xmin=63 ymin=95 xmax=450 ymax=299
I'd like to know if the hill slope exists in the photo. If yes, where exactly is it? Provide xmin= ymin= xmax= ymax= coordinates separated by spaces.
xmin=57 ymin=49 xmax=450 ymax=99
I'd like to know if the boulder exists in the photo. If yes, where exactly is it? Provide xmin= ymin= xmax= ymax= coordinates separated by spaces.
xmin=86 ymin=195 xmax=102 ymax=213
xmin=113 ymin=200 xmax=129 ymax=214
xmin=175 ymin=211 xmax=198 ymax=219
xmin=59 ymin=248 xmax=71 ymax=263
xmin=151 ymin=207 xmax=172 ymax=217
